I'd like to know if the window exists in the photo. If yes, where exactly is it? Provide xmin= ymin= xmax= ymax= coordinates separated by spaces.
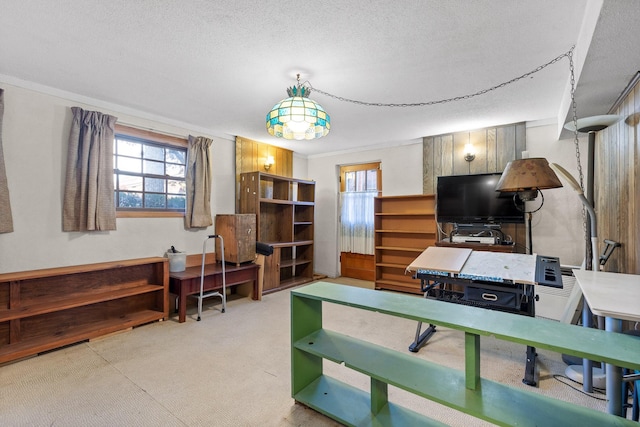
xmin=114 ymin=125 xmax=187 ymax=218
xmin=339 ymin=162 xmax=381 ymax=255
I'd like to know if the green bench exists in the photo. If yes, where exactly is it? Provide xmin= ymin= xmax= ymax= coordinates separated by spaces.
xmin=291 ymin=281 xmax=640 ymax=426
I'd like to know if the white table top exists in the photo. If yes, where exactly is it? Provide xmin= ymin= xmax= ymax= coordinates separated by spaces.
xmin=573 ymin=269 xmax=640 ymax=322
xmin=407 ymin=246 xmax=537 ymax=285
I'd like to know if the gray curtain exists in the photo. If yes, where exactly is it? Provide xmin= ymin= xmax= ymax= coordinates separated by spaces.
xmin=0 ymin=88 xmax=14 ymax=233
xmin=185 ymin=135 xmax=213 ymax=229
xmin=63 ymin=107 xmax=117 ymax=231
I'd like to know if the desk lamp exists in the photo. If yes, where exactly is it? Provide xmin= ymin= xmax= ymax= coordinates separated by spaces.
xmin=495 ymin=158 xmax=563 ymax=254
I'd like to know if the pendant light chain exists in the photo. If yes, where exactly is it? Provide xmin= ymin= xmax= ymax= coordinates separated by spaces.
xmin=567 ymin=49 xmax=591 ymax=269
xmin=306 ymin=47 xmax=575 ymax=108
xmin=307 ymin=45 xmax=591 ymax=263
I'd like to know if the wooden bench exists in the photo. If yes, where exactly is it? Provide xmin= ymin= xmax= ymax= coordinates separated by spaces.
xmin=291 ymin=282 xmax=640 ymax=426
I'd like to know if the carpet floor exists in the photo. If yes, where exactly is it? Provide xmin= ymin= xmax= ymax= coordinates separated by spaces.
xmin=0 ymin=278 xmax=613 ymax=426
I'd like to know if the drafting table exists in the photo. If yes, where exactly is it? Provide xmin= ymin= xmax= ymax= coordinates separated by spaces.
xmin=406 ymin=246 xmax=560 ymax=386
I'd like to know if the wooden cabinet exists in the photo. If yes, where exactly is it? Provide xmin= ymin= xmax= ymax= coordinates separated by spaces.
xmin=215 ymin=214 xmax=256 ymax=265
xmin=374 ymin=194 xmax=436 ymax=294
xmin=239 ymin=172 xmax=315 ymax=294
xmin=0 ymin=257 xmax=168 ymax=364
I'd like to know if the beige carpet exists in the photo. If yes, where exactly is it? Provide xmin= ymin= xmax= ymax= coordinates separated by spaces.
xmin=0 ymin=278 xmax=613 ymax=426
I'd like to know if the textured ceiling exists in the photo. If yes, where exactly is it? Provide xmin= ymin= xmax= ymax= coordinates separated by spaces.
xmin=1 ymin=1 xmax=638 ymax=157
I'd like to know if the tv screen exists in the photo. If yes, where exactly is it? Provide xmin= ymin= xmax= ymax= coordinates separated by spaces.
xmin=436 ymin=173 xmax=524 ymax=225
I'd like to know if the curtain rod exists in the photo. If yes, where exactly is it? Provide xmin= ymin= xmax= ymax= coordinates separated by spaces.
xmin=115 ymin=121 xmax=187 ymax=140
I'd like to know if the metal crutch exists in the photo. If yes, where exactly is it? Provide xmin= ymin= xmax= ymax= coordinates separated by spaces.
xmin=196 ymin=234 xmax=226 ymax=321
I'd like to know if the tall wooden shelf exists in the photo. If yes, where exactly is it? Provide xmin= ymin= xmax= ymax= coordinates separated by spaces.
xmin=374 ymin=194 xmax=436 ymax=294
xmin=0 ymin=257 xmax=168 ymax=364
xmin=239 ymin=172 xmax=315 ymax=294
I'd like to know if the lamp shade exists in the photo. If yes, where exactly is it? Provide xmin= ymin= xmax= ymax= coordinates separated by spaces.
xmin=563 ymin=114 xmax=622 ymax=133
xmin=495 ymin=158 xmax=562 ymax=193
xmin=266 ymin=82 xmax=330 ymax=140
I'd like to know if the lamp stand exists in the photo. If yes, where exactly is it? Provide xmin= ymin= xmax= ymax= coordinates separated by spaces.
xmin=527 ymin=212 xmax=533 ymax=255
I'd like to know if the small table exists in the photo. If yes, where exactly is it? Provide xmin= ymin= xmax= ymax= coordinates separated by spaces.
xmin=572 ymin=269 xmax=640 ymax=416
xmin=170 ymin=262 xmax=259 ymax=323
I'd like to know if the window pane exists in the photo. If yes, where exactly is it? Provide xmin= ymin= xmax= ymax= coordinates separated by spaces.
xmin=355 ymin=170 xmax=366 ymax=191
xmin=167 ymin=179 xmax=186 ymax=195
xmin=145 ymin=193 xmax=166 ymax=208
xmin=366 ymin=170 xmax=377 ymax=190
xmin=143 ymin=144 xmax=164 ymax=161
xmin=118 ymin=175 xmax=142 ymax=191
xmin=117 ymin=139 xmax=142 ymax=157
xmin=117 ymin=156 xmax=142 ymax=173
xmin=145 ymin=177 xmax=165 ymax=193
xmin=118 ymin=192 xmax=142 ymax=208
xmin=143 ymin=159 xmax=164 ymax=175
xmin=168 ymin=195 xmax=186 ymax=209
xmin=166 ymin=148 xmax=186 ymax=165
xmin=166 ymin=164 xmax=185 ymax=177
xmin=345 ymin=171 xmax=355 ymax=192
xmin=114 ymin=130 xmax=187 ymax=213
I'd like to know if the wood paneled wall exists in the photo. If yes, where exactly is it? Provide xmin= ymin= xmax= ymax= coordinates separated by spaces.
xmin=595 ymin=76 xmax=640 ymax=274
xmin=422 ymin=123 xmax=526 ymax=194
xmin=235 ymin=136 xmax=293 ymax=178
xmin=422 ymin=122 xmax=526 ymax=250
xmin=235 ymin=136 xmax=293 ymax=210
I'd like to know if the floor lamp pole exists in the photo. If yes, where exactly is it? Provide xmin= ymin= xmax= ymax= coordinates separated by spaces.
xmin=527 ymin=212 xmax=533 ymax=255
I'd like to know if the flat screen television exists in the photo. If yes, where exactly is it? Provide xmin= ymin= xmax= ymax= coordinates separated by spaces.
xmin=436 ymin=173 xmax=524 ymax=225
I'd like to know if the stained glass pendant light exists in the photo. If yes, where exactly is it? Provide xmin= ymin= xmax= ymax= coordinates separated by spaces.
xmin=266 ymin=74 xmax=330 ymax=140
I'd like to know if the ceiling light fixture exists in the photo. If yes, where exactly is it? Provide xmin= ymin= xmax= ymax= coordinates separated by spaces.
xmin=266 ymin=74 xmax=330 ymax=141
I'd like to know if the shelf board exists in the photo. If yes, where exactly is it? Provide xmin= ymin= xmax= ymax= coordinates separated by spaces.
xmin=375 ymin=246 xmax=427 ymax=252
xmin=375 ymin=262 xmax=409 ymax=269
xmin=280 ymin=259 xmax=313 ymax=268
xmin=259 ymin=198 xmax=293 ymax=205
xmin=259 ymin=199 xmax=315 ymax=206
xmin=294 ymin=375 xmax=441 ymax=427
xmin=294 ymin=329 xmax=615 ymax=427
xmin=0 ymin=309 xmax=164 ymax=364
xmin=375 ymin=229 xmax=435 ymax=234
xmin=375 ymin=212 xmax=434 ymax=216
xmin=267 ymin=240 xmax=314 ymax=248
xmin=0 ymin=258 xmax=166 ymax=282
xmin=0 ymin=283 xmax=164 ymax=322
xmin=263 ymin=276 xmax=313 ymax=294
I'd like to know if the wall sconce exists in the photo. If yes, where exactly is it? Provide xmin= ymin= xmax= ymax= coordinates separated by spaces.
xmin=264 ymin=155 xmax=274 ymax=171
xmin=464 ymin=143 xmax=475 ymax=162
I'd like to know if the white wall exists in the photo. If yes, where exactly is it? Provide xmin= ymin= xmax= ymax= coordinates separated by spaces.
xmin=307 ymin=141 xmax=423 ymax=277
xmin=307 ymin=124 xmax=588 ymax=278
xmin=525 ymin=121 xmax=588 ymax=267
xmin=0 ymin=81 xmax=586 ymax=277
xmin=0 ymin=83 xmax=237 ymax=273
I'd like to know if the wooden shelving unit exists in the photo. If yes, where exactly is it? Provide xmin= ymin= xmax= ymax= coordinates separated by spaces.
xmin=239 ymin=172 xmax=315 ymax=294
xmin=374 ymin=194 xmax=436 ymax=294
xmin=0 ymin=257 xmax=168 ymax=364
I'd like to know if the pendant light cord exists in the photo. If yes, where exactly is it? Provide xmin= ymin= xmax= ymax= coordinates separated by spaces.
xmin=306 ymin=47 xmax=575 ymax=108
